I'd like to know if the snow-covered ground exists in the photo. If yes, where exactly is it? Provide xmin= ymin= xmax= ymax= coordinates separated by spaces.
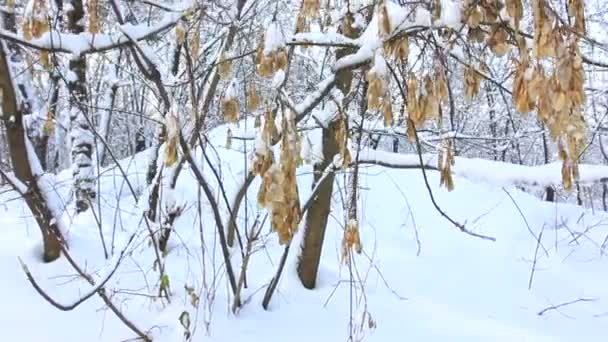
xmin=1 ymin=124 xmax=607 ymax=342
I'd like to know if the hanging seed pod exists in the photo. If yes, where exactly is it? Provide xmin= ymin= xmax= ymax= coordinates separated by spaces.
xmin=190 ymin=25 xmax=201 ymax=58
xmin=464 ymin=66 xmax=481 ymax=100
xmin=23 ymin=0 xmax=49 ymax=41
xmin=561 ymin=160 xmax=573 ymax=191
xmin=506 ymin=0 xmax=523 ymax=28
xmin=302 ymin=0 xmax=320 ymax=19
xmin=406 ymin=73 xmax=420 ymax=124
xmin=568 ymin=0 xmax=586 ymax=34
xmin=175 ymin=21 xmax=186 ymax=45
xmin=42 ymin=111 xmax=55 ymax=135
xmin=382 ymin=96 xmax=393 ymax=127
xmin=221 ymin=80 xmax=239 ymax=123
xmin=406 ymin=118 xmax=416 ymax=141
xmin=257 ymin=21 xmax=288 ymax=78
xmin=218 ymin=52 xmax=232 ymax=79
xmin=435 ymin=67 xmax=449 ymax=104
xmin=532 ymin=0 xmax=554 ymax=59
xmin=487 ymin=24 xmax=509 ymax=57
xmin=480 ymin=0 xmax=501 ymax=23
xmin=422 ymin=75 xmax=439 ymax=120
xmin=378 ymin=0 xmax=392 ymax=39
xmin=246 ymin=87 xmax=260 ymax=112
xmin=40 ymin=50 xmax=50 ymax=70
xmin=527 ymin=65 xmax=544 ymax=103
xmin=335 ymin=114 xmax=351 ymax=167
xmin=88 ymin=0 xmax=100 ymax=34
xmin=341 ymin=219 xmax=362 ymax=264
xmin=467 ymin=27 xmax=486 ymax=44
xmin=384 ymin=36 xmax=409 ymax=61
xmin=512 ymin=61 xmax=533 ymax=114
xmin=366 ymin=52 xmax=389 ymax=112
xmin=467 ymin=7 xmax=483 ymax=28
xmin=296 ymin=12 xmax=309 ymax=33
xmin=164 ymin=108 xmax=180 ymax=166
xmin=438 ymin=138 xmax=455 ymax=191
xmin=432 ymin=0 xmax=442 ymax=21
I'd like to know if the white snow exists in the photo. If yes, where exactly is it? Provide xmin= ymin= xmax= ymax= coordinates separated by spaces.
xmin=263 ymin=21 xmax=285 ymax=55
xmin=437 ymin=0 xmax=462 ymax=30
xmin=1 ymin=122 xmax=607 ymax=342
xmin=359 ymin=148 xmax=608 ymax=188
xmin=0 ymin=10 xmax=185 ymax=56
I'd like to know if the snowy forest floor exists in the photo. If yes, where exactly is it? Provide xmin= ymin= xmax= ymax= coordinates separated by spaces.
xmin=1 ymin=124 xmax=608 ymax=342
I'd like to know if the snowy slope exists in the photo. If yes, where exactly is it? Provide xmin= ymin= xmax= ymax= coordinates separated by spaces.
xmin=1 ymin=124 xmax=607 ymax=342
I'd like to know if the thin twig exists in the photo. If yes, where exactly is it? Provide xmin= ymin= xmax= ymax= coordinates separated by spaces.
xmin=410 ymin=119 xmax=496 ymax=241
xmin=537 ymin=298 xmax=597 ymax=316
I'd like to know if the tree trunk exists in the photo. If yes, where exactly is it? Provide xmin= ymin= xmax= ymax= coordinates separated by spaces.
xmin=0 ymin=39 xmax=62 ymax=262
xmin=541 ymin=126 xmax=556 ymax=202
xmin=297 ymin=122 xmax=339 ymax=289
xmin=67 ymin=0 xmax=95 ymax=212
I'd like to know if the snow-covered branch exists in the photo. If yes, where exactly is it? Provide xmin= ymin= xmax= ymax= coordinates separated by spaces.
xmin=358 ymin=149 xmax=608 ymax=188
xmin=287 ymin=32 xmax=359 ymax=48
xmin=0 ymin=11 xmax=187 ymax=55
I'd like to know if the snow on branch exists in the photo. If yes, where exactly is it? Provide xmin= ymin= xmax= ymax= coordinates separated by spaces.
xmin=358 ymin=149 xmax=608 ymax=188
xmin=0 ymin=11 xmax=187 ymax=55
xmin=287 ymin=32 xmax=359 ymax=48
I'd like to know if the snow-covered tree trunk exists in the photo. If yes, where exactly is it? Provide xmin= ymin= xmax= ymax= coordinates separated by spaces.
xmin=0 ymin=34 xmax=62 ymax=262
xmin=67 ymin=0 xmax=95 ymax=212
xmin=297 ymin=122 xmax=339 ymax=289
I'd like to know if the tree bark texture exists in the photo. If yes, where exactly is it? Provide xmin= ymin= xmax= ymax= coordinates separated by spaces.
xmin=297 ymin=122 xmax=339 ymax=289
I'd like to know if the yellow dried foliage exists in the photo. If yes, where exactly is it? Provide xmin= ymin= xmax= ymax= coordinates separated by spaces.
xmin=512 ymin=61 xmax=534 ymax=114
xmin=218 ymin=53 xmax=232 ymax=80
xmin=532 ymin=0 xmax=555 ymax=58
xmin=406 ymin=73 xmax=420 ymax=124
xmin=464 ymin=66 xmax=481 ymax=100
xmin=382 ymin=96 xmax=393 ymax=127
xmin=568 ymin=0 xmax=586 ymax=34
xmin=252 ymin=110 xmax=278 ymax=177
xmin=435 ymin=68 xmax=449 ymax=104
xmin=487 ymin=24 xmax=509 ymax=57
xmin=341 ymin=219 xmax=362 ymax=264
xmin=246 ymin=87 xmax=260 ymax=112
xmin=421 ymin=75 xmax=439 ymax=121
xmin=336 ymin=114 xmax=351 ymax=168
xmin=256 ymin=31 xmax=288 ymax=78
xmin=384 ymin=37 xmax=409 ymax=61
xmin=221 ymin=97 xmax=239 ymax=123
xmin=480 ymin=0 xmax=500 ymax=23
xmin=258 ymin=113 xmax=302 ymax=245
xmin=438 ymin=138 xmax=455 ymax=191
xmin=40 ymin=50 xmax=50 ymax=70
xmin=378 ymin=1 xmax=392 ymax=39
xmin=296 ymin=12 xmax=310 ymax=33
xmin=190 ymin=25 xmax=201 ymax=58
xmin=164 ymin=110 xmax=180 ymax=166
xmin=22 ymin=0 xmax=49 ymax=41
xmin=467 ymin=7 xmax=483 ymax=29
xmin=42 ymin=111 xmax=54 ymax=135
xmin=506 ymin=0 xmax=523 ymax=28
xmin=176 ymin=22 xmax=186 ymax=45
xmin=88 ymin=0 xmax=100 ymax=34
xmin=301 ymin=0 xmax=320 ymax=19
xmin=366 ymin=69 xmax=388 ymax=112
xmin=467 ymin=27 xmax=486 ymax=44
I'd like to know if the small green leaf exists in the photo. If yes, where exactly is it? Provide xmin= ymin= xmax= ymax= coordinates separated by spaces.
xmin=161 ymin=274 xmax=170 ymax=290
